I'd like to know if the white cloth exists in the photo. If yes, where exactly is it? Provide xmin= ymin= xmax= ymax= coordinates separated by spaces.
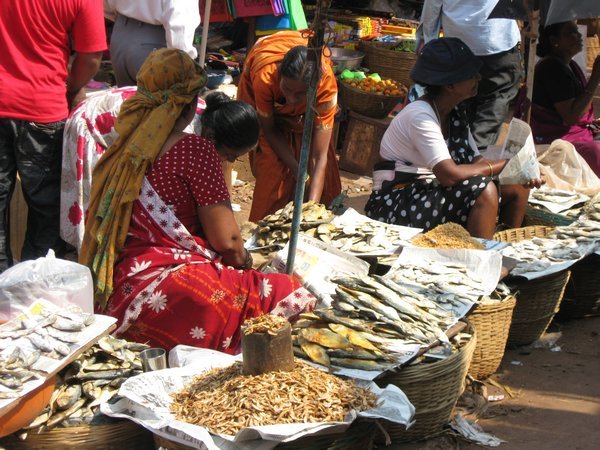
xmin=420 ymin=0 xmax=520 ymax=56
xmin=104 ymin=0 xmax=199 ymax=58
xmin=380 ymin=100 xmax=479 ymax=176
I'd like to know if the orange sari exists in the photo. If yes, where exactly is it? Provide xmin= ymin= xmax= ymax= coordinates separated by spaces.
xmin=237 ymin=31 xmax=341 ymax=222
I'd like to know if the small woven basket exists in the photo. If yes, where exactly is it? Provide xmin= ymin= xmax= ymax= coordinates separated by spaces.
xmin=358 ymin=41 xmax=417 ymax=86
xmin=338 ymin=80 xmax=406 ymax=119
xmin=467 ymin=293 xmax=517 ymax=379
xmin=493 ymin=226 xmax=570 ymax=346
xmin=375 ymin=324 xmax=476 ymax=442
xmin=0 ymin=420 xmax=154 ymax=450
xmin=558 ymin=253 xmax=600 ymax=319
xmin=587 ymin=35 xmax=599 ymax=73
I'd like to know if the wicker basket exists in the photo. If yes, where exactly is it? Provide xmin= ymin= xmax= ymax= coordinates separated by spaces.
xmin=338 ymin=80 xmax=406 ymax=119
xmin=558 ymin=253 xmax=600 ymax=319
xmin=0 ymin=420 xmax=154 ymax=450
xmin=358 ymin=41 xmax=417 ymax=86
xmin=467 ymin=294 xmax=517 ymax=379
xmin=587 ymin=36 xmax=599 ymax=73
xmin=522 ymin=206 xmax=576 ymax=227
xmin=493 ymin=226 xmax=570 ymax=346
xmin=375 ymin=324 xmax=477 ymax=442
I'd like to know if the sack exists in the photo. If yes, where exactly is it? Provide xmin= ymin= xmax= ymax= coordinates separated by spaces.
xmin=0 ymin=250 xmax=93 ymax=321
xmin=536 ymin=139 xmax=600 ymax=196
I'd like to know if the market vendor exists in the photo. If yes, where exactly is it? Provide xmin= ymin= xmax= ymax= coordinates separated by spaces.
xmin=365 ymin=38 xmax=542 ymax=239
xmin=236 ymin=30 xmax=342 ymax=222
xmin=530 ymin=21 xmax=600 ymax=177
xmin=80 ymin=49 xmax=315 ymax=353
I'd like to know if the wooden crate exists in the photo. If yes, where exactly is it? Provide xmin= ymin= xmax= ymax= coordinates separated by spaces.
xmin=339 ymin=111 xmax=390 ymax=177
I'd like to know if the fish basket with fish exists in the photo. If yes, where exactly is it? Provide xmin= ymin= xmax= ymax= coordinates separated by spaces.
xmin=557 ymin=253 xmax=600 ymax=319
xmin=375 ymin=324 xmax=477 ymax=442
xmin=0 ymin=335 xmax=154 ymax=449
xmin=467 ymin=287 xmax=517 ymax=379
xmin=493 ymin=226 xmax=571 ymax=346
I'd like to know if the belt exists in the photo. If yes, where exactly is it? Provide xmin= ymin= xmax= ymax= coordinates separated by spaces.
xmin=119 ymin=15 xmax=152 ymax=28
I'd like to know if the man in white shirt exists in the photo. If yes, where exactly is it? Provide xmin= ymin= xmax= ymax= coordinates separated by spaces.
xmin=104 ymin=0 xmax=200 ymax=86
xmin=420 ymin=0 xmax=523 ymax=149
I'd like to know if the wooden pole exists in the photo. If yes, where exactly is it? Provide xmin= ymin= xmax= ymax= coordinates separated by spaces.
xmin=198 ymin=0 xmax=213 ymax=67
xmin=523 ymin=1 xmax=540 ymax=123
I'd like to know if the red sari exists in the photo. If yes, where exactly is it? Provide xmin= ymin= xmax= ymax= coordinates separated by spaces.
xmin=101 ymin=136 xmax=315 ymax=353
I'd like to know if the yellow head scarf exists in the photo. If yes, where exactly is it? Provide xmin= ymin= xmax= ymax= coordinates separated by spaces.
xmin=80 ymin=48 xmax=207 ymax=309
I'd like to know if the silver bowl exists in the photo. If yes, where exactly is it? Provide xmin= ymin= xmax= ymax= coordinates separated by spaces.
xmin=329 ymin=47 xmax=365 ymax=73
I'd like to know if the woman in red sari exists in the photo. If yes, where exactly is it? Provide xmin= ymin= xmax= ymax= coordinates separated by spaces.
xmin=531 ymin=21 xmax=600 ymax=176
xmin=237 ymin=31 xmax=342 ymax=222
xmin=81 ymin=49 xmax=315 ymax=353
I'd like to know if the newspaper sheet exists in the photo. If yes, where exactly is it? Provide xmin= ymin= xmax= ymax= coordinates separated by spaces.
xmin=101 ymin=348 xmax=415 ymax=450
xmin=498 ymin=118 xmax=541 ymax=185
xmin=0 ymin=299 xmax=116 ymax=415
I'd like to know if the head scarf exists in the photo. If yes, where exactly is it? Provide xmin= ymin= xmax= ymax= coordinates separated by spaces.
xmin=80 ymin=48 xmax=207 ymax=309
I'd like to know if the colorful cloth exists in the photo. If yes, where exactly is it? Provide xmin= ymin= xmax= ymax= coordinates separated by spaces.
xmin=61 ymin=87 xmax=206 ymax=251
xmin=236 ymin=31 xmax=341 ymax=221
xmin=80 ymin=49 xmax=207 ymax=308
xmin=103 ymin=138 xmax=315 ymax=353
xmin=366 ymin=104 xmax=496 ymax=230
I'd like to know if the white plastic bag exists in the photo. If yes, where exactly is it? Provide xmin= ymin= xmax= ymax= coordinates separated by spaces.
xmin=0 ymin=250 xmax=93 ymax=321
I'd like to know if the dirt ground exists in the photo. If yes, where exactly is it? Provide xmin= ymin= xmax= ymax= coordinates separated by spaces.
xmin=230 ymin=158 xmax=600 ymax=450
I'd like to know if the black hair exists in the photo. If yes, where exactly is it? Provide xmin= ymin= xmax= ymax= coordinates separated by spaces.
xmin=280 ymin=46 xmax=314 ymax=85
xmin=537 ymin=22 xmax=569 ymax=57
xmin=201 ymin=91 xmax=259 ymax=150
xmin=420 ymin=84 xmax=443 ymax=96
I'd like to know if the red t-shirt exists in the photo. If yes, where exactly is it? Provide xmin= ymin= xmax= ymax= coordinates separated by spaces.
xmin=0 ymin=0 xmax=107 ymax=123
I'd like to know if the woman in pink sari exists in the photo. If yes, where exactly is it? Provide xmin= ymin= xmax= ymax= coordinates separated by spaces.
xmin=81 ymin=49 xmax=315 ymax=353
xmin=531 ymin=21 xmax=600 ymax=176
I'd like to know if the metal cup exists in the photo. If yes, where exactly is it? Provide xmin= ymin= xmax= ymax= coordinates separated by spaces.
xmin=140 ymin=348 xmax=168 ymax=372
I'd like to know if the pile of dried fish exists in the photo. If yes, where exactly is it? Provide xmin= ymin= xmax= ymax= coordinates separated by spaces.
xmin=388 ymin=259 xmax=486 ymax=302
xmin=0 ymin=347 xmax=42 ymax=399
xmin=0 ymin=304 xmax=95 ymax=360
xmin=241 ymin=314 xmax=288 ymax=335
xmin=411 ymin=223 xmax=485 ymax=250
xmin=529 ymin=188 xmax=589 ymax=218
xmin=250 ymin=201 xmax=334 ymax=251
xmin=582 ymin=194 xmax=600 ymax=221
xmin=304 ymin=220 xmax=406 ymax=253
xmin=21 ymin=335 xmax=148 ymax=431
xmin=502 ymin=221 xmax=600 ymax=275
xmin=292 ymin=275 xmax=459 ymax=371
xmin=170 ymin=360 xmax=377 ymax=435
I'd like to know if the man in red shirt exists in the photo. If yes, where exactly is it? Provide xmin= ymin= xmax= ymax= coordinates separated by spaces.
xmin=0 ymin=0 xmax=107 ymax=271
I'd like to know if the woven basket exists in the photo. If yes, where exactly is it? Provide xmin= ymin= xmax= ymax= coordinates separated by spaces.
xmin=358 ymin=41 xmax=417 ymax=86
xmin=338 ymin=80 xmax=406 ymax=119
xmin=467 ymin=294 xmax=517 ymax=379
xmin=493 ymin=226 xmax=570 ymax=346
xmin=523 ymin=206 xmax=576 ymax=227
xmin=558 ymin=253 xmax=600 ymax=319
xmin=0 ymin=420 xmax=154 ymax=450
xmin=375 ymin=324 xmax=476 ymax=442
xmin=587 ymin=36 xmax=599 ymax=73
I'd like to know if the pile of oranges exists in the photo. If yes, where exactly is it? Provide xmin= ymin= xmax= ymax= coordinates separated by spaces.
xmin=343 ymin=77 xmax=407 ymax=97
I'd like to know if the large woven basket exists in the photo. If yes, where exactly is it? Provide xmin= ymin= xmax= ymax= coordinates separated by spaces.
xmin=558 ymin=253 xmax=600 ymax=319
xmin=0 ymin=420 xmax=154 ymax=450
xmin=493 ymin=226 xmax=570 ymax=346
xmin=467 ymin=294 xmax=517 ymax=379
xmin=358 ymin=41 xmax=417 ymax=86
xmin=587 ymin=36 xmax=599 ymax=72
xmin=375 ymin=324 xmax=476 ymax=442
xmin=338 ymin=80 xmax=406 ymax=119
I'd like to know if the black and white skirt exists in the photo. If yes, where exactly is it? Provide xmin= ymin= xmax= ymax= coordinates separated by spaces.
xmin=365 ymin=176 xmax=497 ymax=231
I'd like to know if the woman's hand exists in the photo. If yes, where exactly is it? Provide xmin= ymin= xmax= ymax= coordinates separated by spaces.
xmin=524 ymin=177 xmax=545 ymax=189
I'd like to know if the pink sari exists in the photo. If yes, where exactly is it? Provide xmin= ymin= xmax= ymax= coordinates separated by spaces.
xmin=101 ymin=178 xmax=316 ymax=354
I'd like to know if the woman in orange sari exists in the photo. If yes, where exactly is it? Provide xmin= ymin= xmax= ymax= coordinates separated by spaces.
xmin=237 ymin=31 xmax=342 ymax=222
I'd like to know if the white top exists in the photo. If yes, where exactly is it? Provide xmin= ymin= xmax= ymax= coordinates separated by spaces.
xmin=420 ymin=0 xmax=520 ymax=55
xmin=104 ymin=0 xmax=200 ymax=58
xmin=380 ymin=100 xmax=479 ymax=176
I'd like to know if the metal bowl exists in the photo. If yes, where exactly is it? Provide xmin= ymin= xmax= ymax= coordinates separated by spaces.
xmin=329 ymin=47 xmax=365 ymax=73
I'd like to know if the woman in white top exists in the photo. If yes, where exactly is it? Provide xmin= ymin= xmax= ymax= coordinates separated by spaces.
xmin=365 ymin=38 xmax=542 ymax=239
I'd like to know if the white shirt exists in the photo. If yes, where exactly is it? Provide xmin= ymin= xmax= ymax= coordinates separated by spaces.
xmin=380 ymin=100 xmax=479 ymax=176
xmin=104 ymin=0 xmax=200 ymax=58
xmin=420 ymin=0 xmax=520 ymax=55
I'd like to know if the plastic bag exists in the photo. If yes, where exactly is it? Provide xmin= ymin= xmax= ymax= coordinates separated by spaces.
xmin=498 ymin=118 xmax=541 ymax=185
xmin=536 ymin=139 xmax=600 ymax=196
xmin=0 ymin=250 xmax=93 ymax=322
